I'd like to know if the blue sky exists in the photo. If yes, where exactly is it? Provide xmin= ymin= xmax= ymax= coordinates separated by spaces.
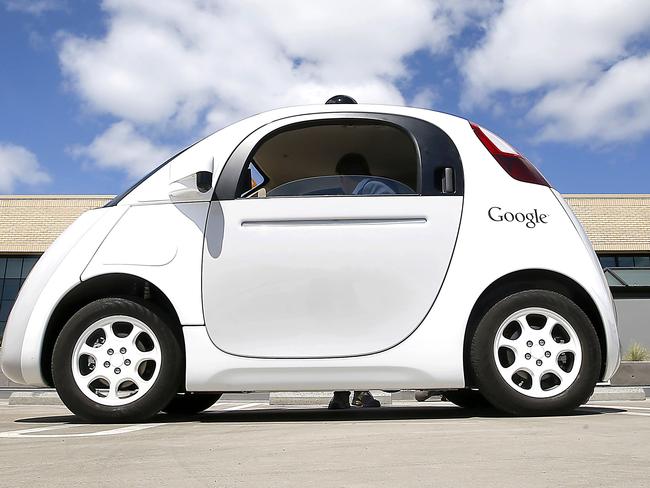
xmin=1 ymin=0 xmax=649 ymax=195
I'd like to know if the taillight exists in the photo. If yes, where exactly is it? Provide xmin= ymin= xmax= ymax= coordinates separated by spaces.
xmin=470 ymin=122 xmax=550 ymax=187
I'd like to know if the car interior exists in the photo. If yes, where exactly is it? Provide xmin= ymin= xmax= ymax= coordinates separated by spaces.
xmin=240 ymin=122 xmax=419 ymax=197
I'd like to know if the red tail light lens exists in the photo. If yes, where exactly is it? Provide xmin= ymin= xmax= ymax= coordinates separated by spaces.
xmin=470 ymin=122 xmax=550 ymax=187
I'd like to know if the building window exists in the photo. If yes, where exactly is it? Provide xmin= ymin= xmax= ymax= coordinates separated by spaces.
xmin=598 ymin=254 xmax=650 ymax=268
xmin=0 ymin=255 xmax=39 ymax=339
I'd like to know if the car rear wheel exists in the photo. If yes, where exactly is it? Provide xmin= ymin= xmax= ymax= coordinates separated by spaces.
xmin=162 ymin=392 xmax=222 ymax=415
xmin=470 ymin=290 xmax=601 ymax=416
xmin=52 ymin=297 xmax=183 ymax=423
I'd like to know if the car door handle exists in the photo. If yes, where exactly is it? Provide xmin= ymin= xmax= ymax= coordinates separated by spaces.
xmin=442 ymin=167 xmax=455 ymax=194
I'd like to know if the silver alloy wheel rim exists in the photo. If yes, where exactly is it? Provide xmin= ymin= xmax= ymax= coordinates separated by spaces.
xmin=493 ymin=307 xmax=582 ymax=398
xmin=71 ymin=315 xmax=162 ymax=407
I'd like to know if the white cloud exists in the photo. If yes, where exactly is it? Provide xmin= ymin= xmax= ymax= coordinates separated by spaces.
xmin=462 ymin=0 xmax=650 ymax=101
xmin=59 ymin=0 xmax=499 ymax=177
xmin=4 ymin=0 xmax=65 ymax=15
xmin=460 ymin=0 xmax=650 ymax=142
xmin=531 ymin=54 xmax=650 ymax=142
xmin=59 ymin=0 xmax=494 ymax=127
xmin=410 ymin=88 xmax=439 ymax=109
xmin=0 ymin=143 xmax=51 ymax=193
xmin=69 ymin=122 xmax=172 ymax=178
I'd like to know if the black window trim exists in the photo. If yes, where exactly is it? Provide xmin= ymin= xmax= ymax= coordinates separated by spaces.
xmin=214 ymin=112 xmax=464 ymax=201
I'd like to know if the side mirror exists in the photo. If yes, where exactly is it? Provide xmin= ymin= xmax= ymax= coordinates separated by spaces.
xmin=168 ymin=155 xmax=214 ymax=202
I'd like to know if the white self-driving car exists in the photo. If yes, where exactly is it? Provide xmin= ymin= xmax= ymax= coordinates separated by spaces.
xmin=2 ymin=97 xmax=620 ymax=422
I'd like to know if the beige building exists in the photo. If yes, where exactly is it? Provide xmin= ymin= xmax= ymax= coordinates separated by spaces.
xmin=565 ymin=194 xmax=650 ymax=254
xmin=2 ymin=193 xmax=648 ymax=257
xmin=0 ymin=194 xmax=650 ymax=255
xmin=1 ymin=194 xmax=649 ymax=348
xmin=0 ymin=195 xmax=112 ymax=254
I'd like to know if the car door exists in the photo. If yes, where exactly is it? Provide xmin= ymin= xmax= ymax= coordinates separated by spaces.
xmin=202 ymin=112 xmax=464 ymax=358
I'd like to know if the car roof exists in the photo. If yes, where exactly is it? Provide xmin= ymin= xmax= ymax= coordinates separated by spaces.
xmin=111 ymin=103 xmax=470 ymax=206
xmin=236 ymin=103 xmax=467 ymax=129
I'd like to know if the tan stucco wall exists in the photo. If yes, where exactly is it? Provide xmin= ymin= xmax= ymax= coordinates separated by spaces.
xmin=0 ymin=195 xmax=112 ymax=254
xmin=564 ymin=194 xmax=650 ymax=252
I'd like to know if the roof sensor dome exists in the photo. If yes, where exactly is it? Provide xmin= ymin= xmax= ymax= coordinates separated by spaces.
xmin=325 ymin=95 xmax=357 ymax=104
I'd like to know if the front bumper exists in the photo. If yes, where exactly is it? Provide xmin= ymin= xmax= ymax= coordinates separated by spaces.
xmin=1 ymin=206 xmax=126 ymax=386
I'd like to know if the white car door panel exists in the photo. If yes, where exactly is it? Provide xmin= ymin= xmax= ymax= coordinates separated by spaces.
xmin=203 ymin=196 xmax=462 ymax=358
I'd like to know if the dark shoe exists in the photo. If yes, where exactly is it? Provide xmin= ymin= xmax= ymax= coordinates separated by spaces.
xmin=352 ymin=390 xmax=380 ymax=408
xmin=415 ymin=390 xmax=436 ymax=402
xmin=328 ymin=391 xmax=351 ymax=410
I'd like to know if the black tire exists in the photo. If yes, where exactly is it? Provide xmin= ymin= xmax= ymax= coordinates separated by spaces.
xmin=470 ymin=290 xmax=601 ymax=416
xmin=162 ymin=392 xmax=222 ymax=415
xmin=441 ymin=389 xmax=492 ymax=409
xmin=52 ymin=297 xmax=183 ymax=423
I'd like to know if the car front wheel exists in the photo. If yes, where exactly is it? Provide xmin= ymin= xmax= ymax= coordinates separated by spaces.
xmin=52 ymin=297 xmax=183 ymax=422
xmin=470 ymin=290 xmax=601 ymax=416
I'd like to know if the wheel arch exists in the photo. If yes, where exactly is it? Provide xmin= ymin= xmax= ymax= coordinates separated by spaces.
xmin=41 ymin=273 xmax=182 ymax=387
xmin=462 ymin=269 xmax=606 ymax=387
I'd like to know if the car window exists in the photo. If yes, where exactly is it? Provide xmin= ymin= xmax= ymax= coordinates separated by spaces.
xmin=238 ymin=121 xmax=419 ymax=198
xmin=241 ymin=161 xmax=269 ymax=197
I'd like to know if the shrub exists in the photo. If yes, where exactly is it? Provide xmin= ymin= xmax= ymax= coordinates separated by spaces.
xmin=623 ymin=342 xmax=650 ymax=361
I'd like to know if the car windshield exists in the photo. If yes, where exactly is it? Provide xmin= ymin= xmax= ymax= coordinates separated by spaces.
xmin=104 ymin=136 xmax=209 ymax=207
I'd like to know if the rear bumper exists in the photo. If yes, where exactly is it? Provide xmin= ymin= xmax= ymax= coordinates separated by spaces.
xmin=598 ymin=290 xmax=621 ymax=381
xmin=551 ymin=189 xmax=621 ymax=381
xmin=599 ymin=294 xmax=621 ymax=381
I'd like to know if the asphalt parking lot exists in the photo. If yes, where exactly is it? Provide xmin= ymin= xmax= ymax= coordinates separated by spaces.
xmin=0 ymin=398 xmax=649 ymax=487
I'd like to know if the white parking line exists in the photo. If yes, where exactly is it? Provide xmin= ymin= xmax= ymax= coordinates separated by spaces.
xmin=0 ymin=424 xmax=72 ymax=437
xmin=0 ymin=423 xmax=161 ymax=438
xmin=588 ymin=404 xmax=650 ymax=411
xmin=223 ymin=402 xmax=265 ymax=411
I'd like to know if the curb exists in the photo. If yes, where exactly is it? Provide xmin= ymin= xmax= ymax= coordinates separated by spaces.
xmin=589 ymin=386 xmax=646 ymax=401
xmin=6 ymin=386 xmax=647 ymax=407
xmin=8 ymin=391 xmax=63 ymax=406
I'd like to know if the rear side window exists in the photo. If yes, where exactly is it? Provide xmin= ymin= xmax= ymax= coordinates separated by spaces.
xmin=238 ymin=122 xmax=419 ymax=198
